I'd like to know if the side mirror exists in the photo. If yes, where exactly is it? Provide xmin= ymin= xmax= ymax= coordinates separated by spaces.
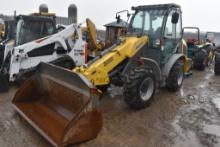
xmin=171 ymin=12 xmax=179 ymax=24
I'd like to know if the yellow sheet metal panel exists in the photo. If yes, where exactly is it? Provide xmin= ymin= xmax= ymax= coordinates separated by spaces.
xmin=182 ymin=56 xmax=190 ymax=73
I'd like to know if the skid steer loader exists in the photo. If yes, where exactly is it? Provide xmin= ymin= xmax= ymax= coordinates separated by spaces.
xmin=0 ymin=14 xmax=92 ymax=92
xmin=13 ymin=3 xmax=190 ymax=146
xmin=0 ymin=13 xmax=56 ymax=64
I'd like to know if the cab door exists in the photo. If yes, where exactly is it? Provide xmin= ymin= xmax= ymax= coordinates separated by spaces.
xmin=161 ymin=10 xmax=182 ymax=64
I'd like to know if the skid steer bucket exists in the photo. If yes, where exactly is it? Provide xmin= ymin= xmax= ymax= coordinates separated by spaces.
xmin=12 ymin=63 xmax=102 ymax=146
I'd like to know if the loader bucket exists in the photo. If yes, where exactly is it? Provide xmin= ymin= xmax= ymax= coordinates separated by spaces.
xmin=12 ymin=63 xmax=102 ymax=147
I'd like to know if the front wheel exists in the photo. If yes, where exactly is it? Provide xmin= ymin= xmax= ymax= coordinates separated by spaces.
xmin=0 ymin=73 xmax=9 ymax=92
xmin=123 ymin=67 xmax=156 ymax=110
xmin=166 ymin=60 xmax=184 ymax=92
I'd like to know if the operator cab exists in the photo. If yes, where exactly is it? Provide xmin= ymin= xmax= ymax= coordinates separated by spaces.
xmin=15 ymin=15 xmax=56 ymax=46
xmin=128 ymin=4 xmax=182 ymax=65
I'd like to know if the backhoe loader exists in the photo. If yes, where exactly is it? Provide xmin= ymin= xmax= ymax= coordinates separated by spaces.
xmin=12 ymin=3 xmax=190 ymax=146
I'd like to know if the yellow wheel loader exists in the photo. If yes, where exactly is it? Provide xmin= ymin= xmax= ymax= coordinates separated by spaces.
xmin=12 ymin=3 xmax=190 ymax=146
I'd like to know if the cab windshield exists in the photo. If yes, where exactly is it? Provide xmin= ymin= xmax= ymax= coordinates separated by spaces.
xmin=16 ymin=19 xmax=56 ymax=45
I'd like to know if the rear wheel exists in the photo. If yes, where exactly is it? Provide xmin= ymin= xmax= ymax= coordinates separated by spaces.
xmin=215 ymin=53 xmax=220 ymax=75
xmin=123 ymin=67 xmax=156 ymax=110
xmin=166 ymin=60 xmax=184 ymax=92
xmin=193 ymin=50 xmax=207 ymax=70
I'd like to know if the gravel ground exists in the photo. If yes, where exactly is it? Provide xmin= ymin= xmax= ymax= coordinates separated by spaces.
xmin=0 ymin=68 xmax=220 ymax=147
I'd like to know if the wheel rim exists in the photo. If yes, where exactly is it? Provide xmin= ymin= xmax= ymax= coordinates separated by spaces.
xmin=177 ymin=68 xmax=183 ymax=86
xmin=139 ymin=77 xmax=155 ymax=101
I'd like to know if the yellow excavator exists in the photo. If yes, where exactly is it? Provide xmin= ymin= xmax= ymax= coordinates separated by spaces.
xmin=12 ymin=3 xmax=190 ymax=146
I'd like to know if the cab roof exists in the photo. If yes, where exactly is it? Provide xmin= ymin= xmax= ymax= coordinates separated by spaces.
xmin=16 ymin=15 xmax=55 ymax=22
xmin=132 ymin=3 xmax=181 ymax=11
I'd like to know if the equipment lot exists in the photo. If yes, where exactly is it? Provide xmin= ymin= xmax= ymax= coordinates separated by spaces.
xmin=0 ymin=68 xmax=220 ymax=147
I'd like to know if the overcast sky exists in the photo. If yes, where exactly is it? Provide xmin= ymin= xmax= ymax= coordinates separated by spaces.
xmin=0 ymin=0 xmax=219 ymax=32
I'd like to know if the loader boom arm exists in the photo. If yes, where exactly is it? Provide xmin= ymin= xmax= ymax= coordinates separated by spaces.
xmin=74 ymin=36 xmax=148 ymax=86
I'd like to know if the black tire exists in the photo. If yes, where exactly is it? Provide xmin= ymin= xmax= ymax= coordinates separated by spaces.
xmin=123 ymin=67 xmax=156 ymax=110
xmin=0 ymin=73 xmax=9 ymax=92
xmin=215 ymin=53 xmax=220 ymax=75
xmin=193 ymin=50 xmax=207 ymax=70
xmin=166 ymin=60 xmax=184 ymax=92
xmin=0 ymin=52 xmax=10 ymax=92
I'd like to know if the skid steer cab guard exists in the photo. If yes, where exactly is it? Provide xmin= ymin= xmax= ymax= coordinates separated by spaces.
xmin=12 ymin=63 xmax=102 ymax=146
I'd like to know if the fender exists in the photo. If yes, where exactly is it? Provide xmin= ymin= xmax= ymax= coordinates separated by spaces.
xmin=122 ymin=56 xmax=162 ymax=82
xmin=140 ymin=57 xmax=162 ymax=81
xmin=162 ymin=53 xmax=186 ymax=78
